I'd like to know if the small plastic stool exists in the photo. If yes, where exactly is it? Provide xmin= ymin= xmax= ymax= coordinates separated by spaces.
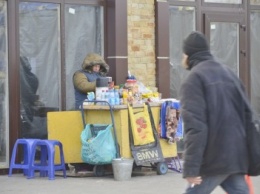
xmin=28 ymin=140 xmax=66 ymax=180
xmin=9 ymin=139 xmax=40 ymax=177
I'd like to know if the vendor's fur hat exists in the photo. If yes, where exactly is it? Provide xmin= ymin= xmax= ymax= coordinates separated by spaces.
xmin=183 ymin=31 xmax=209 ymax=58
xmin=82 ymin=53 xmax=109 ymax=75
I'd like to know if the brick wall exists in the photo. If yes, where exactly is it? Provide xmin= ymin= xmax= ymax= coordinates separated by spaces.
xmin=127 ymin=0 xmax=156 ymax=90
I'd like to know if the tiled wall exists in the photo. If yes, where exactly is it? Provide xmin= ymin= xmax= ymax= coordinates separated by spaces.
xmin=127 ymin=0 xmax=156 ymax=90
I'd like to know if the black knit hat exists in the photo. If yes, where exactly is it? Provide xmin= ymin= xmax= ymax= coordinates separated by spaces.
xmin=183 ymin=31 xmax=209 ymax=58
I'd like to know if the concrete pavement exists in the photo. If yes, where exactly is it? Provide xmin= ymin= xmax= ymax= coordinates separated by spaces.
xmin=1 ymin=169 xmax=260 ymax=194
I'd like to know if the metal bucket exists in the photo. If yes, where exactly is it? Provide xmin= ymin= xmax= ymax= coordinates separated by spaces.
xmin=112 ymin=158 xmax=134 ymax=181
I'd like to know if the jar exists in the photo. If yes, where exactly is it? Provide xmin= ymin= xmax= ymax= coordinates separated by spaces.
xmin=122 ymin=89 xmax=128 ymax=105
xmin=126 ymin=79 xmax=137 ymax=88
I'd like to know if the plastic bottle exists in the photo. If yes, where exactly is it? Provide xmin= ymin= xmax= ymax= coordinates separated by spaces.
xmin=114 ymin=89 xmax=120 ymax=105
xmin=104 ymin=90 xmax=109 ymax=105
xmin=101 ymin=90 xmax=105 ymax=105
xmin=122 ymin=90 xmax=128 ymax=105
xmin=109 ymin=89 xmax=115 ymax=105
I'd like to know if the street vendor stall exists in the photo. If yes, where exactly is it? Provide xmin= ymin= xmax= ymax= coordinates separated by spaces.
xmin=47 ymin=103 xmax=178 ymax=164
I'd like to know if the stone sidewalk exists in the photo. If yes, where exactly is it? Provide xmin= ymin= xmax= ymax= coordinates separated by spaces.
xmin=1 ymin=169 xmax=260 ymax=194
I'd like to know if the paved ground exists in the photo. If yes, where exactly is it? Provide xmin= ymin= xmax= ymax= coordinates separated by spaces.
xmin=1 ymin=169 xmax=260 ymax=194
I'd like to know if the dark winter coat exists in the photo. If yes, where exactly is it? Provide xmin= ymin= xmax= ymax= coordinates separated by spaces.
xmin=20 ymin=56 xmax=39 ymax=122
xmin=180 ymin=51 xmax=251 ymax=178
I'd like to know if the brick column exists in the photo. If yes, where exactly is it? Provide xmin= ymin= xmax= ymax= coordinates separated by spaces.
xmin=128 ymin=0 xmax=156 ymax=89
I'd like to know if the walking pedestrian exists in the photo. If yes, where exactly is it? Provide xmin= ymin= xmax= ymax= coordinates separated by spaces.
xmin=179 ymin=31 xmax=254 ymax=194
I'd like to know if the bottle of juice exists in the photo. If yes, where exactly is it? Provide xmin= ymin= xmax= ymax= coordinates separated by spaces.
xmin=122 ymin=89 xmax=128 ymax=105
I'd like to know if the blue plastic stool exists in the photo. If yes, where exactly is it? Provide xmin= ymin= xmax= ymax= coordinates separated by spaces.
xmin=28 ymin=140 xmax=66 ymax=180
xmin=9 ymin=139 xmax=40 ymax=177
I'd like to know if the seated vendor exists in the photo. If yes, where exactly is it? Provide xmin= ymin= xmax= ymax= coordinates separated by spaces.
xmin=73 ymin=53 xmax=109 ymax=109
xmin=72 ymin=53 xmax=110 ymax=172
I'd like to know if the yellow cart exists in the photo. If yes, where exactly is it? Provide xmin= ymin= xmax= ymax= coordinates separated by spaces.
xmin=47 ymin=103 xmax=181 ymax=173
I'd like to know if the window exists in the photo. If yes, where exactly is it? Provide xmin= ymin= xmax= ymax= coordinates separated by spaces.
xmin=19 ymin=1 xmax=104 ymax=139
xmin=0 ymin=0 xmax=8 ymax=168
xmin=250 ymin=10 xmax=260 ymax=115
xmin=210 ymin=22 xmax=239 ymax=75
xmin=169 ymin=6 xmax=195 ymax=99
xmin=174 ymin=0 xmax=195 ymax=1
xmin=65 ymin=4 xmax=103 ymax=110
xmin=168 ymin=6 xmax=195 ymax=153
xmin=204 ymin=0 xmax=242 ymax=4
xmin=251 ymin=0 xmax=260 ymax=5
xmin=19 ymin=2 xmax=60 ymax=139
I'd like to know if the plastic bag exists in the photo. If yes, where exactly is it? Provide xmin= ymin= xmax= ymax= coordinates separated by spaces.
xmin=159 ymin=101 xmax=183 ymax=142
xmin=128 ymin=104 xmax=155 ymax=146
xmin=81 ymin=124 xmax=116 ymax=165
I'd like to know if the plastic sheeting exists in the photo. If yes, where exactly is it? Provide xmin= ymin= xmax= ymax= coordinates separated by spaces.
xmin=64 ymin=5 xmax=103 ymax=110
xmin=0 ymin=1 xmax=8 ymax=165
xmin=20 ymin=56 xmax=47 ymax=139
xmin=205 ymin=0 xmax=241 ymax=3
xmin=250 ymin=11 xmax=260 ymax=114
xmin=19 ymin=2 xmax=60 ymax=139
xmin=19 ymin=2 xmax=103 ymax=138
xmin=169 ymin=6 xmax=195 ymax=99
xmin=168 ymin=5 xmax=260 ymax=151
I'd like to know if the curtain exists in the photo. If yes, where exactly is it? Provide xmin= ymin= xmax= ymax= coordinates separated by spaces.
xmin=64 ymin=5 xmax=103 ymax=110
xmin=0 ymin=0 xmax=7 ymax=165
xmin=210 ymin=22 xmax=239 ymax=75
xmin=169 ymin=6 xmax=195 ymax=99
xmin=19 ymin=2 xmax=103 ymax=138
xmin=250 ymin=11 xmax=260 ymax=114
xmin=19 ymin=3 xmax=60 ymax=108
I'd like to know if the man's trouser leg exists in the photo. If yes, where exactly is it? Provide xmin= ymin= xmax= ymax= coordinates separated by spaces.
xmin=184 ymin=174 xmax=248 ymax=194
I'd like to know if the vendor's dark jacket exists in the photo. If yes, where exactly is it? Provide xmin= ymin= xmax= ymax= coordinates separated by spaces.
xmin=180 ymin=51 xmax=252 ymax=178
xmin=73 ymin=53 xmax=109 ymax=109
